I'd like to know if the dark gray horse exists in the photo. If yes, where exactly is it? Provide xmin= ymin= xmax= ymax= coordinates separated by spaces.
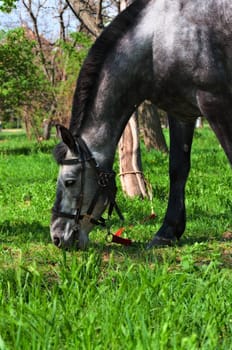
xmin=51 ymin=0 xmax=232 ymax=249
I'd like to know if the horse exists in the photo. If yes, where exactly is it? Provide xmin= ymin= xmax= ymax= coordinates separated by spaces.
xmin=50 ymin=0 xmax=232 ymax=249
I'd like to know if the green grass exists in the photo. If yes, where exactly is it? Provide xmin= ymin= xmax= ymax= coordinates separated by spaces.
xmin=0 ymin=128 xmax=232 ymax=349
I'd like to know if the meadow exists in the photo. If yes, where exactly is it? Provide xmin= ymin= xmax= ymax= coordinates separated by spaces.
xmin=0 ymin=128 xmax=232 ymax=350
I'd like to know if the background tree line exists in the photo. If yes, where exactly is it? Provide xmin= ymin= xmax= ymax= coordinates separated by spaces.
xmin=0 ymin=0 xmax=95 ymax=139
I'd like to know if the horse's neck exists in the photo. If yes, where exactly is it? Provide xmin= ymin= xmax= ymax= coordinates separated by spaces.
xmin=80 ymin=19 xmax=154 ymax=168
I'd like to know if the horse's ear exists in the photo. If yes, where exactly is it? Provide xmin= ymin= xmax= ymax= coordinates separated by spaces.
xmin=56 ymin=124 xmax=77 ymax=154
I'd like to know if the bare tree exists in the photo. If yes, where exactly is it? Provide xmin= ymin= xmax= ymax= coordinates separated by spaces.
xmin=58 ymin=0 xmax=69 ymax=42
xmin=20 ymin=0 xmax=78 ymax=136
xmin=65 ymin=0 xmax=104 ymax=37
xmin=22 ymin=0 xmax=51 ymax=80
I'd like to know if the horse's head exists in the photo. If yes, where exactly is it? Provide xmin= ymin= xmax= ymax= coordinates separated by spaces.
xmin=50 ymin=125 xmax=117 ymax=249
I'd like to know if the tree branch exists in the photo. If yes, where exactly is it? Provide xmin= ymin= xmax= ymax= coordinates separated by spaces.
xmin=65 ymin=0 xmax=100 ymax=37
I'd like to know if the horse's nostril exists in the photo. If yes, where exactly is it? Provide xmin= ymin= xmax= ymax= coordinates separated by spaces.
xmin=53 ymin=236 xmax=61 ymax=247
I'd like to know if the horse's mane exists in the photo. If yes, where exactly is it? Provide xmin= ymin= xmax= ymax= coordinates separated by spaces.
xmin=69 ymin=0 xmax=149 ymax=134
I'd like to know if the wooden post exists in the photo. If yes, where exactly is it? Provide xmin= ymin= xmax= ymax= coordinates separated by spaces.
xmin=118 ymin=114 xmax=148 ymax=198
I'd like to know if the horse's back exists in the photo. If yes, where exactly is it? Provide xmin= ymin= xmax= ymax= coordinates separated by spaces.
xmin=138 ymin=0 xmax=232 ymax=111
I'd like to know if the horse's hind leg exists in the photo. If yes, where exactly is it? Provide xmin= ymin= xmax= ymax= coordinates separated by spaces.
xmin=148 ymin=116 xmax=195 ymax=248
xmin=197 ymin=91 xmax=232 ymax=164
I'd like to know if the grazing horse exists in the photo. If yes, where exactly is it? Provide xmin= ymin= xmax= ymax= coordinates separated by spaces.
xmin=51 ymin=0 xmax=232 ymax=249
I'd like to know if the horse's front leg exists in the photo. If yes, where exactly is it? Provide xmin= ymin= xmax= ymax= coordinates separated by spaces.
xmin=148 ymin=116 xmax=195 ymax=247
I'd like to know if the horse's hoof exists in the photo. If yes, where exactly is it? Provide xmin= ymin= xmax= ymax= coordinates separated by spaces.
xmin=146 ymin=235 xmax=177 ymax=249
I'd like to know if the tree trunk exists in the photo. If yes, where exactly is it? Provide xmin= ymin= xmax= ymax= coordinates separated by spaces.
xmin=140 ymin=101 xmax=168 ymax=153
xmin=23 ymin=108 xmax=32 ymax=139
xmin=42 ymin=119 xmax=52 ymax=140
xmin=118 ymin=114 xmax=148 ymax=198
xmin=66 ymin=0 xmax=102 ymax=37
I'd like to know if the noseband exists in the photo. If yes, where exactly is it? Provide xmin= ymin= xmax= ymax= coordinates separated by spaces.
xmin=52 ymin=136 xmax=124 ymax=234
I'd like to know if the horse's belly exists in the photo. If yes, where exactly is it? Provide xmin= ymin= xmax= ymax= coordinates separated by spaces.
xmin=153 ymin=89 xmax=200 ymax=121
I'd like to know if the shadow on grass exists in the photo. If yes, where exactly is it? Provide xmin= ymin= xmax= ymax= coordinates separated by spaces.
xmin=0 ymin=220 xmax=50 ymax=244
xmin=88 ymin=241 xmax=161 ymax=264
xmin=90 ymin=231 xmax=232 ymax=259
xmin=1 ymin=217 xmax=230 ymax=261
xmin=0 ymin=144 xmax=55 ymax=156
xmin=178 ymin=236 xmax=216 ymax=246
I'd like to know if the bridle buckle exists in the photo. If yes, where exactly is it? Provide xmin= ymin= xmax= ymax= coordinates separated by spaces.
xmin=98 ymin=171 xmax=114 ymax=187
xmin=72 ymin=223 xmax=81 ymax=232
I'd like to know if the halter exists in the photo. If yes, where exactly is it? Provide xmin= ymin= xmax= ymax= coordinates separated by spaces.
xmin=52 ymin=136 xmax=124 ymax=237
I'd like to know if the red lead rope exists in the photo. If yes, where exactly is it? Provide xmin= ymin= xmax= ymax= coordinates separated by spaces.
xmin=111 ymin=227 xmax=132 ymax=246
xmin=109 ymin=213 xmax=157 ymax=246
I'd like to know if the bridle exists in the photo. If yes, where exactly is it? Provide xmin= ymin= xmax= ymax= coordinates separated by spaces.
xmin=52 ymin=136 xmax=124 ymax=238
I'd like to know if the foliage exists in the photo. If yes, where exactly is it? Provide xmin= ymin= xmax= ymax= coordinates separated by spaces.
xmin=58 ymin=32 xmax=92 ymax=75
xmin=0 ymin=0 xmax=16 ymax=12
xmin=54 ymin=32 xmax=93 ymax=125
xmin=0 ymin=30 xmax=7 ymax=40
xmin=0 ymin=27 xmax=92 ymax=136
xmin=0 ymin=28 xmax=52 ymax=133
xmin=0 ymin=128 xmax=232 ymax=349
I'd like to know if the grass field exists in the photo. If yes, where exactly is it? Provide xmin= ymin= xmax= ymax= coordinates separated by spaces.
xmin=0 ymin=128 xmax=232 ymax=349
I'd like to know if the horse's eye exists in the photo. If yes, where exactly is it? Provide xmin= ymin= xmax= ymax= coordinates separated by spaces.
xmin=65 ymin=180 xmax=76 ymax=187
